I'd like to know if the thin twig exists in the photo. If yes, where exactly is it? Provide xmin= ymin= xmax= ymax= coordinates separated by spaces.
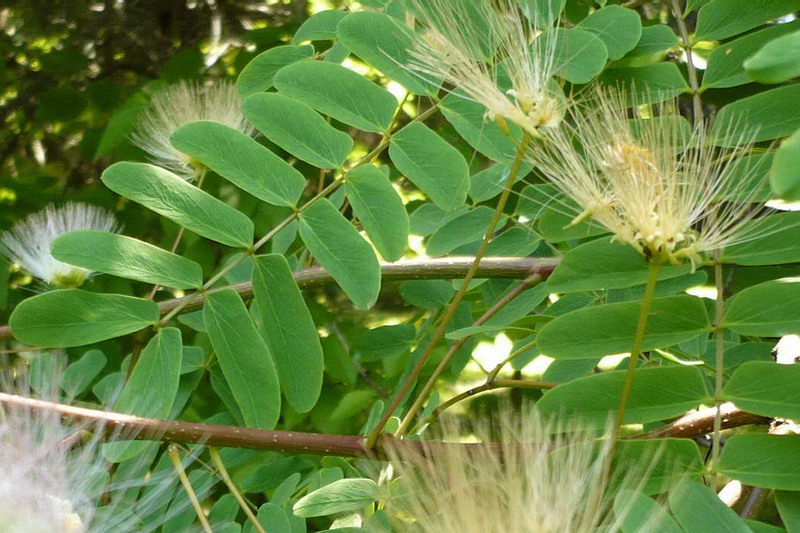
xmin=367 ymin=133 xmax=533 ymax=447
xmin=399 ymin=271 xmax=544 ymax=436
xmin=426 ymin=379 xmax=557 ymax=424
xmin=209 ymin=447 xmax=267 ymax=533
xmin=168 ymin=445 xmax=214 ymax=533
xmin=670 ymin=0 xmax=704 ymax=123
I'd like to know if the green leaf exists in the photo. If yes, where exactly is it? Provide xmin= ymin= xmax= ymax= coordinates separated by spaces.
xmin=274 ymin=60 xmax=397 ymax=133
xmin=723 ymin=279 xmax=800 ymax=336
xmin=722 ymin=212 xmax=800 ymax=265
xmin=102 ymin=162 xmax=254 ymax=248
xmin=547 ymin=239 xmax=691 ymax=293
xmin=293 ymin=10 xmax=348 ymax=43
xmin=613 ymin=25 xmax=678 ymax=68
xmin=440 ymin=92 xmax=521 ymax=163
xmin=537 ymin=295 xmax=711 ymax=359
xmin=615 ymin=490 xmax=684 ymax=533
xmin=484 ymin=284 xmax=549 ymax=327
xmin=337 ymin=11 xmax=439 ymax=96
xmin=703 ymin=21 xmax=800 ymax=89
xmin=171 ymin=121 xmax=305 ymax=208
xmin=298 ymin=199 xmax=381 ymax=309
xmin=61 ymin=349 xmax=106 ymax=397
xmin=776 ymin=491 xmax=800 ymax=532
xmin=389 ymin=122 xmax=469 ymax=211
xmin=724 ymin=361 xmax=800 ymax=420
xmin=686 ymin=0 xmax=712 ymax=13
xmin=613 ymin=439 xmax=704 ymax=494
xmin=518 ymin=0 xmax=566 ymax=27
xmin=536 ymin=366 xmax=708 ymax=427
xmin=204 ymin=289 xmax=281 ymax=429
xmin=746 ymin=521 xmax=786 ymax=533
xmin=470 ymin=163 xmax=531 ymax=203
xmin=484 ymin=227 xmax=541 ymax=257
xmin=253 ymin=504 xmax=292 ymax=533
xmin=104 ymin=328 xmax=182 ymax=462
xmin=577 ymin=6 xmax=641 ymax=61
xmin=252 ymin=254 xmax=323 ymax=413
xmin=51 ymin=231 xmax=202 ymax=289
xmin=771 ymin=129 xmax=800 ymax=201
xmin=695 ymin=0 xmax=800 ymax=42
xmin=10 ymin=290 xmax=158 ymax=347
xmin=446 ymin=324 xmax=523 ymax=341
xmin=426 ymin=206 xmax=495 ymax=256
xmin=323 ymin=41 xmax=350 ymax=63
xmin=410 ymin=203 xmax=468 ymax=236
xmin=293 ymin=478 xmax=380 ymax=518
xmin=668 ymin=480 xmax=753 ymax=533
xmin=399 ymin=280 xmax=454 ymax=310
xmin=345 ymin=164 xmax=409 ymax=261
xmin=353 ymin=324 xmax=415 ymax=362
xmin=525 ymin=185 xmax=607 ymax=241
xmin=94 ymin=102 xmax=144 ymax=160
xmin=713 ymin=85 xmax=800 ymax=146
xmin=719 ymin=434 xmax=800 ymax=491
xmin=237 ymin=45 xmax=314 ymax=98
xmin=543 ymin=28 xmax=608 ymax=84
xmin=599 ymin=63 xmax=689 ymax=104
xmin=244 ymin=92 xmax=353 ymax=169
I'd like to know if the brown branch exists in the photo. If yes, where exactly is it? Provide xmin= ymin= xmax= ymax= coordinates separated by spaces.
xmin=0 ymin=392 xmax=494 ymax=460
xmin=0 ymin=393 xmax=769 ymax=460
xmin=0 ymin=256 xmax=560 ymax=342
xmin=631 ymin=403 xmax=769 ymax=440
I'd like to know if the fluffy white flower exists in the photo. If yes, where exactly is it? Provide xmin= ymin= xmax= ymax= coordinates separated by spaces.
xmin=1 ymin=203 xmax=120 ymax=288
xmin=527 ymin=89 xmax=769 ymax=268
xmin=131 ymin=80 xmax=254 ymax=180
xmin=0 ymin=366 xmax=201 ymax=533
xmin=386 ymin=409 xmax=670 ymax=533
xmin=408 ymin=0 xmax=563 ymax=136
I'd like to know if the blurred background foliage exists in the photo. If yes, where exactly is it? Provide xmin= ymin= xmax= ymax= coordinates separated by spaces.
xmin=0 ymin=0 xmax=325 ymax=306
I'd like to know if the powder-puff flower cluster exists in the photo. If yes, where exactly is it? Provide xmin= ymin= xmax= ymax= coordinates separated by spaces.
xmin=386 ymin=409 xmax=670 ymax=533
xmin=0 ymin=203 xmax=120 ymax=288
xmin=0 ymin=394 xmax=97 ymax=533
xmin=0 ymin=366 xmax=203 ymax=533
xmin=408 ymin=0 xmax=564 ymax=136
xmin=527 ymin=89 xmax=768 ymax=269
xmin=131 ymin=80 xmax=254 ymax=180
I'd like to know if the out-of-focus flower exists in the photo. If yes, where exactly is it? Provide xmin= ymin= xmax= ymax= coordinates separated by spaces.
xmin=386 ymin=409 xmax=668 ymax=533
xmin=527 ymin=89 xmax=769 ymax=269
xmin=131 ymin=80 xmax=254 ymax=180
xmin=408 ymin=0 xmax=563 ymax=136
xmin=0 ymin=365 xmax=202 ymax=533
xmin=0 ymin=203 xmax=120 ymax=288
xmin=773 ymin=334 xmax=800 ymax=364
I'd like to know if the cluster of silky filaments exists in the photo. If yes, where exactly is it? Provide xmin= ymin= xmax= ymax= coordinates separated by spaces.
xmin=131 ymin=80 xmax=254 ymax=180
xmin=386 ymin=410 xmax=664 ymax=533
xmin=0 ymin=203 xmax=120 ymax=288
xmin=0 ymin=394 xmax=94 ymax=532
xmin=408 ymin=0 xmax=563 ymax=135
xmin=0 ymin=369 xmax=201 ymax=533
xmin=527 ymin=89 xmax=768 ymax=269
